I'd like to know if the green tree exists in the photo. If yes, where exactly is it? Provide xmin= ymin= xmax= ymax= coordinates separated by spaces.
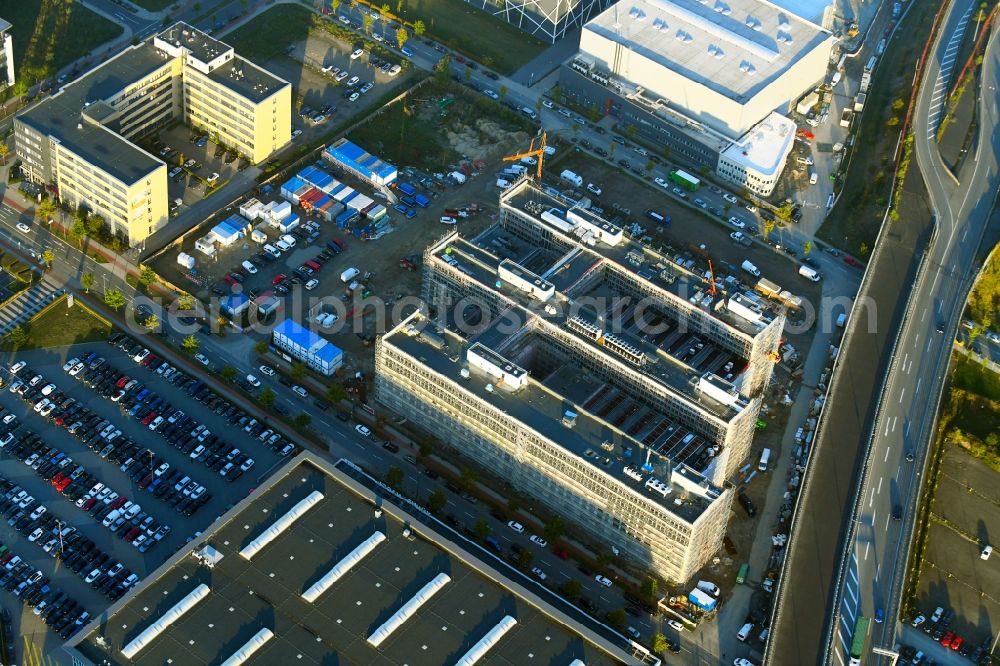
xmin=326 ymin=383 xmax=346 ymax=403
xmin=177 ymin=293 xmax=195 ymax=311
xmin=294 ymin=412 xmax=312 ymax=429
xmin=534 ymin=96 xmax=543 ymax=113
xmin=70 ymin=219 xmax=86 ymax=244
xmin=35 ymin=198 xmax=57 ymax=224
xmin=181 ymin=334 xmax=200 ymax=353
xmin=651 ymin=633 xmax=668 ymax=654
xmin=412 ymin=19 xmax=426 ymax=36
xmin=258 ymin=387 xmax=275 ymax=409
xmin=645 ymin=159 xmax=655 ymax=174
xmin=220 ymin=365 xmax=237 ymax=381
xmin=606 ymin=608 xmax=626 ymax=629
xmin=81 ymin=272 xmax=94 ymax=294
xmin=499 ymin=85 xmax=508 ymax=102
xmin=142 ymin=314 xmax=160 ymax=331
xmin=396 ymin=27 xmax=408 ymax=50
xmin=507 ymin=498 xmax=520 ymax=512
xmin=550 ymin=84 xmax=561 ymax=103
xmin=291 ymin=361 xmax=306 ymax=379
xmin=892 ymin=98 xmax=905 ymax=111
xmin=385 ymin=466 xmax=404 ymax=489
xmin=473 ymin=518 xmax=491 ymax=541
xmin=380 ymin=3 xmax=391 ymax=19
xmin=254 ymin=340 xmax=269 ymax=355
xmin=428 ymin=489 xmax=446 ymax=513
xmin=464 ymin=65 xmax=472 ymax=82
xmin=596 ymin=551 xmax=615 ymax=568
xmin=362 ymin=13 xmax=373 ymax=34
xmin=544 ymin=515 xmax=565 ymax=542
xmin=516 ymin=548 xmax=534 ymax=569
xmin=433 ymin=54 xmax=452 ymax=83
xmin=561 ymin=579 xmax=582 ymax=599
xmin=641 ymin=577 xmax=659 ymax=599
xmin=5 ymin=325 xmax=28 ymax=350
xmin=0 ymin=143 xmax=9 ymax=165
xmin=104 ymin=288 xmax=126 ymax=311
xmin=331 ymin=0 xmax=341 ymax=13
xmin=41 ymin=249 xmax=54 ymax=268
xmin=138 ymin=266 xmax=157 ymax=288
xmin=625 ymin=124 xmax=637 ymax=140
xmin=85 ymin=214 xmax=104 ymax=237
xmin=418 ymin=436 xmax=435 ymax=457
xmin=460 ymin=467 xmax=478 ymax=488
xmin=803 ymin=240 xmax=812 ymax=256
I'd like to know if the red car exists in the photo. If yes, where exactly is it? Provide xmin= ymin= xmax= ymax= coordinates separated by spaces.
xmin=141 ymin=412 xmax=158 ymax=426
xmin=553 ymin=548 xmax=569 ymax=560
xmin=55 ymin=477 xmax=72 ymax=493
xmin=272 ymin=273 xmax=288 ymax=285
xmin=844 ymin=255 xmax=860 ymax=267
xmin=142 ymin=354 xmax=157 ymax=367
xmin=51 ymin=473 xmax=66 ymax=486
xmin=940 ymin=632 xmax=954 ymax=647
xmin=116 ymin=376 xmax=130 ymax=389
xmin=109 ymin=496 xmax=127 ymax=510
xmin=332 ymin=238 xmax=346 ymax=251
xmin=138 ymin=473 xmax=155 ymax=489
xmin=223 ymin=274 xmax=237 ymax=286
xmin=83 ymin=498 xmax=97 ymax=512
xmin=950 ymin=636 xmax=963 ymax=651
xmin=124 ymin=526 xmax=142 ymax=542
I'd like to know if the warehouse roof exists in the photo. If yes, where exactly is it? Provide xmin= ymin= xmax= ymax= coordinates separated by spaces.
xmin=583 ymin=0 xmax=832 ymax=102
xmin=65 ymin=454 xmax=640 ymax=666
xmin=720 ymin=111 xmax=797 ymax=177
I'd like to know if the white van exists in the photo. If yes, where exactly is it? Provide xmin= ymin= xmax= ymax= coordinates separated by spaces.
xmin=758 ymin=448 xmax=771 ymax=472
xmin=696 ymin=580 xmax=720 ymax=597
xmin=809 ymin=172 xmax=818 ymax=185
xmin=263 ymin=244 xmax=281 ymax=258
xmin=798 ymin=265 xmax=821 ymax=282
xmin=340 ymin=267 xmax=360 ymax=283
xmin=737 ymin=623 xmax=754 ymax=642
xmin=741 ymin=260 xmax=761 ymax=277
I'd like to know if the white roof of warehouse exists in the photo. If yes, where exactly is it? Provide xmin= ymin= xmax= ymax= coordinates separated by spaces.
xmin=584 ymin=0 xmax=832 ymax=102
xmin=720 ymin=111 xmax=796 ymax=175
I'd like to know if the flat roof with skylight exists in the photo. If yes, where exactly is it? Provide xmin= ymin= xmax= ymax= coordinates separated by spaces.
xmin=65 ymin=454 xmax=638 ymax=666
xmin=583 ymin=0 xmax=832 ymax=103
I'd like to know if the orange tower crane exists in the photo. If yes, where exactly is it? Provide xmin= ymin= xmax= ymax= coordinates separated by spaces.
xmin=503 ymin=132 xmax=547 ymax=180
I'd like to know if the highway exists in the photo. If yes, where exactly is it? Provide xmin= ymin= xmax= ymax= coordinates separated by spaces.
xmin=767 ymin=0 xmax=1000 ymax=663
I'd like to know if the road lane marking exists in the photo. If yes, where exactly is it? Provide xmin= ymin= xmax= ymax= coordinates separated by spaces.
xmin=899 ymin=388 xmax=906 ymax=403
xmin=903 ymin=353 xmax=909 ymax=368
xmin=891 ymin=416 xmax=897 ymax=433
xmin=926 ymin=336 xmax=933 ymax=352
xmin=884 ymin=446 xmax=891 ymax=463
xmin=916 ymin=378 xmax=922 ymax=394
xmin=875 ymin=563 xmax=881 ymax=581
xmin=885 ymin=514 xmax=891 ymax=531
xmin=915 ymin=333 xmax=921 ymax=346
xmin=962 ymin=226 xmax=969 ymax=242
xmin=846 ymin=584 xmax=858 ymax=604
xmin=877 ymin=477 xmax=883 ymax=494
xmin=869 ymin=488 xmax=875 ymax=507
xmin=849 ymin=566 xmax=858 ymax=584
xmin=864 ymin=542 xmax=870 ymax=560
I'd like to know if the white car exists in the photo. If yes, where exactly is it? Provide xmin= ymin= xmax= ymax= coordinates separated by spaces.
xmin=304 ymin=279 xmax=319 ymax=291
xmin=355 ymin=424 xmax=371 ymax=437
xmin=350 ymin=48 xmax=364 ymax=60
xmin=734 ymin=660 xmax=756 ymax=666
xmin=194 ymin=353 xmax=210 ymax=367
xmin=69 ymin=362 xmax=84 ymax=376
xmin=10 ymin=361 xmax=27 ymax=375
xmin=654 ymin=177 xmax=668 ymax=188
xmin=983 ymin=544 xmax=993 ymax=560
xmin=259 ymin=365 xmax=275 ymax=377
xmin=529 ymin=535 xmax=547 ymax=547
xmin=62 ymin=358 xmax=80 ymax=372
xmin=507 ymin=521 xmax=524 ymax=533
xmin=206 ymin=172 xmax=220 ymax=185
xmin=666 ymin=619 xmax=685 ymax=632
xmin=149 ymin=416 xmax=164 ymax=431
xmin=16 ymin=222 xmax=31 ymax=234
xmin=241 ymin=260 xmax=258 ymax=274
xmin=594 ymin=575 xmax=613 ymax=588
xmin=586 ymin=183 xmax=602 ymax=196
xmin=722 ymin=193 xmax=739 ymax=204
xmin=40 ymin=383 xmax=57 ymax=396
xmin=291 ymin=385 xmax=308 ymax=398
xmin=346 ymin=76 xmax=359 ymax=87
xmin=246 ymin=374 xmax=261 ymax=388
xmin=280 ymin=234 xmax=297 ymax=247
xmin=542 ymin=99 xmax=555 ymax=109
xmin=728 ymin=216 xmax=746 ymax=229
xmin=483 ymin=89 xmax=499 ymax=100
xmin=530 ymin=567 xmax=547 ymax=580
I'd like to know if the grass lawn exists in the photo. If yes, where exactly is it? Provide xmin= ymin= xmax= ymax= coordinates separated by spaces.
xmin=3 ymin=296 xmax=111 ymax=351
xmin=5 ymin=0 xmax=123 ymax=87
xmin=225 ymin=4 xmax=316 ymax=62
xmin=818 ymin=0 xmax=939 ymax=256
xmin=393 ymin=0 xmax=546 ymax=74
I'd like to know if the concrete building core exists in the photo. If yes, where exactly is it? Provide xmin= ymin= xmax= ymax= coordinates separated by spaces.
xmin=376 ymin=178 xmax=784 ymax=582
xmin=14 ymin=22 xmax=290 ymax=245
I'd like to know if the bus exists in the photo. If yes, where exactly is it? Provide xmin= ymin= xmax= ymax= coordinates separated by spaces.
xmin=736 ymin=563 xmax=749 ymax=584
xmin=849 ymin=615 xmax=871 ymax=665
xmin=668 ymin=169 xmax=700 ymax=192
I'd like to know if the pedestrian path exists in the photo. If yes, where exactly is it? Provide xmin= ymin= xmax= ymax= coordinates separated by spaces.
xmin=0 ymin=277 xmax=63 ymax=336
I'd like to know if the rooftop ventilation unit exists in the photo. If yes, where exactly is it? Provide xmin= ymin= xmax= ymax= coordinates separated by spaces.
xmin=778 ymin=15 xmax=790 ymax=28
xmin=623 ymin=466 xmax=644 ymax=482
xmin=645 ymin=477 xmax=671 ymax=497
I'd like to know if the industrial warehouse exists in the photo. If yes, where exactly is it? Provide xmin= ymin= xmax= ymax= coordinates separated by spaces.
xmin=375 ymin=177 xmax=786 ymax=583
xmin=64 ymin=453 xmax=640 ymax=665
xmin=558 ymin=0 xmax=836 ymax=195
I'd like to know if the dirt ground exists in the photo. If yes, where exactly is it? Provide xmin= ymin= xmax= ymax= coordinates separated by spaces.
xmin=918 ymin=445 xmax=1000 ymax=646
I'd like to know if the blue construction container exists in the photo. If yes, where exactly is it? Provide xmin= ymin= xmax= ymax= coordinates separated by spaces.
xmin=398 ymin=182 xmax=416 ymax=196
xmin=414 ymin=194 xmax=430 ymax=208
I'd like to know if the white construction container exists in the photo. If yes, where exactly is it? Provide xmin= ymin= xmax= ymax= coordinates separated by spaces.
xmin=177 ymin=252 xmax=195 ymax=269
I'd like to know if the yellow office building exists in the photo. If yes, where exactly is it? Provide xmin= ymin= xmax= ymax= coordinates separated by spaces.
xmin=14 ymin=22 xmax=291 ymax=245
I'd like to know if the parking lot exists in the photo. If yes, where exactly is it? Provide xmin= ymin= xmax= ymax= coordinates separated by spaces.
xmin=0 ymin=340 xmax=301 ymax=658
xmin=260 ymin=27 xmax=413 ymax=142
xmin=912 ymin=445 xmax=999 ymax=658
xmin=136 ymin=125 xmax=253 ymax=219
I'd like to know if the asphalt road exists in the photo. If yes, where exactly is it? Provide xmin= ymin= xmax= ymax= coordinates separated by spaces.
xmin=768 ymin=0 xmax=1000 ymax=663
